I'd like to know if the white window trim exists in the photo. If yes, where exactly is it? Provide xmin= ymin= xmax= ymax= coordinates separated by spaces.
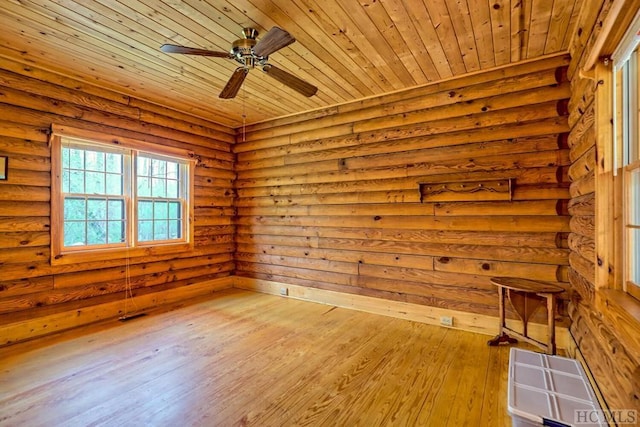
xmin=50 ymin=125 xmax=196 ymax=265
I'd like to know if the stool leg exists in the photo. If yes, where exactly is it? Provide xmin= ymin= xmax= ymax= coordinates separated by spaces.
xmin=488 ymin=286 xmax=517 ymax=346
xmin=498 ymin=286 xmax=505 ymax=334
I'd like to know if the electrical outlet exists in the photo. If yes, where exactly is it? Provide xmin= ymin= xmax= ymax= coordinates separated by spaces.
xmin=279 ymin=287 xmax=288 ymax=296
xmin=440 ymin=316 xmax=453 ymax=327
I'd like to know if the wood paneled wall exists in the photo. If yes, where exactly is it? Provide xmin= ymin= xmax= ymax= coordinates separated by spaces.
xmin=0 ymin=58 xmax=235 ymax=345
xmin=235 ymin=54 xmax=572 ymax=324
xmin=566 ymin=0 xmax=640 ymax=411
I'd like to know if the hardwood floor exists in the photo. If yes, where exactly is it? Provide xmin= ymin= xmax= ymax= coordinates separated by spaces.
xmin=0 ymin=289 xmax=523 ymax=426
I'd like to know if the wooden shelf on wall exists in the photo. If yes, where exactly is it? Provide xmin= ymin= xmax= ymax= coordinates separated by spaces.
xmin=419 ymin=178 xmax=512 ymax=202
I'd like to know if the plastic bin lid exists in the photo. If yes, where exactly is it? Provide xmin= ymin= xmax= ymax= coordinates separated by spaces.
xmin=508 ymin=348 xmax=607 ymax=427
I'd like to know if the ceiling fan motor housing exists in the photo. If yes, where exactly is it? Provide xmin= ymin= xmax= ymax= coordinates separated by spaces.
xmin=231 ymin=28 xmax=266 ymax=68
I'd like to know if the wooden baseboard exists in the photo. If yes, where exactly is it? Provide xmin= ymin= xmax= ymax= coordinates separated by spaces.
xmin=0 ymin=276 xmax=234 ymax=347
xmin=565 ymin=331 xmax=612 ymax=417
xmin=233 ymin=276 xmax=571 ymax=350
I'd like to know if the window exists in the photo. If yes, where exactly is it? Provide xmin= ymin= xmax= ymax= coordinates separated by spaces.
xmin=50 ymin=126 xmax=194 ymax=264
xmin=613 ymin=12 xmax=640 ymax=300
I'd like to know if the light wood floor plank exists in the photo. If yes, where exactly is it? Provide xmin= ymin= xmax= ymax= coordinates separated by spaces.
xmin=0 ymin=289 xmax=525 ymax=426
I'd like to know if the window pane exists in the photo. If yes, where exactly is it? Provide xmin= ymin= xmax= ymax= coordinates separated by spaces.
xmin=86 ymin=172 xmax=105 ymax=194
xmin=106 ymin=173 xmax=123 ymax=195
xmin=152 ymin=159 xmax=166 ymax=177
xmin=168 ymin=220 xmax=181 ymax=239
xmin=69 ymin=170 xmax=85 ymax=193
xmin=64 ymin=197 xmax=86 ymax=220
xmin=106 ymin=153 xmax=122 ymax=173
xmin=62 ymin=147 xmax=70 ymax=169
xmin=62 ymin=169 xmax=70 ymax=193
xmin=108 ymin=200 xmax=124 ymax=220
xmin=138 ymin=220 xmax=153 ymax=241
xmin=152 ymin=178 xmax=166 ymax=197
xmin=167 ymin=179 xmax=178 ymax=198
xmin=87 ymin=221 xmax=107 ymax=245
xmin=138 ymin=177 xmax=151 ymax=197
xmin=87 ymin=199 xmax=107 ymax=220
xmin=85 ymin=151 xmax=105 ymax=172
xmin=166 ymin=162 xmax=178 ymax=180
xmin=138 ymin=200 xmax=153 ymax=220
xmin=138 ymin=156 xmax=150 ymax=176
xmin=154 ymin=221 xmax=168 ymax=240
xmin=168 ymin=202 xmax=181 ymax=219
xmin=107 ymin=221 xmax=125 ymax=244
xmin=64 ymin=221 xmax=85 ymax=246
xmin=630 ymin=169 xmax=640 ymax=225
xmin=69 ymin=148 xmax=84 ymax=169
xmin=154 ymin=201 xmax=168 ymax=220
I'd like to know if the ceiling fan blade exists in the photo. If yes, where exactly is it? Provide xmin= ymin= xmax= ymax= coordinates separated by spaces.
xmin=253 ymin=27 xmax=296 ymax=57
xmin=219 ymin=68 xmax=249 ymax=99
xmin=160 ymin=44 xmax=230 ymax=58
xmin=262 ymin=65 xmax=317 ymax=97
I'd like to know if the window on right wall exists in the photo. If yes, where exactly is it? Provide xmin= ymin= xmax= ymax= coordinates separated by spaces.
xmin=613 ymin=12 xmax=640 ymax=301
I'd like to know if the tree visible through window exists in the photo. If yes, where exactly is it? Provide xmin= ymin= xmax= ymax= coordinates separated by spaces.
xmin=62 ymin=144 xmax=127 ymax=247
xmin=136 ymin=155 xmax=184 ymax=242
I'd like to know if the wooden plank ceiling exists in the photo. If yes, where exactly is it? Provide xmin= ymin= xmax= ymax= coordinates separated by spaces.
xmin=0 ymin=0 xmax=581 ymax=128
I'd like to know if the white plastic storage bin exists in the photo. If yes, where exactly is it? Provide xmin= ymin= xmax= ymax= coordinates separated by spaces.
xmin=508 ymin=348 xmax=607 ymax=427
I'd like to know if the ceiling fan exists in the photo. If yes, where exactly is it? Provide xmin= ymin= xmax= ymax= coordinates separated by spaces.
xmin=161 ymin=27 xmax=318 ymax=99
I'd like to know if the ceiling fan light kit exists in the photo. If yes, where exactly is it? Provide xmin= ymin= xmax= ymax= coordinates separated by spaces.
xmin=160 ymin=27 xmax=317 ymax=99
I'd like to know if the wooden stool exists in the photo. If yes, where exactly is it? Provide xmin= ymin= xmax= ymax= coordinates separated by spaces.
xmin=487 ymin=277 xmax=564 ymax=354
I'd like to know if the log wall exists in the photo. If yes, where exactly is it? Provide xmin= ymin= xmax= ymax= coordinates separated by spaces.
xmin=235 ymin=54 xmax=572 ymax=324
xmin=567 ymin=0 xmax=640 ymax=412
xmin=0 ymin=58 xmax=236 ymax=345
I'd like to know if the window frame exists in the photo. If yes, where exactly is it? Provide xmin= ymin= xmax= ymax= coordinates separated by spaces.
xmin=50 ymin=125 xmax=195 ymax=265
xmin=612 ymin=18 xmax=640 ymax=301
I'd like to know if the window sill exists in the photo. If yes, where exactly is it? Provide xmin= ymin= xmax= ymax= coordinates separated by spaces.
xmin=596 ymin=289 xmax=640 ymax=356
xmin=51 ymin=242 xmax=193 ymax=266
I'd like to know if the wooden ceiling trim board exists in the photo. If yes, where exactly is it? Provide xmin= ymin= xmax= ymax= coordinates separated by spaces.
xmin=527 ymin=0 xmax=555 ymax=57
xmin=334 ymin=0 xmax=416 ymax=89
xmin=358 ymin=0 xmax=431 ymax=85
xmin=468 ymin=0 xmax=497 ymax=69
xmin=510 ymin=0 xmax=524 ymax=62
xmin=446 ymin=0 xmax=482 ymax=72
xmin=399 ymin=0 xmax=451 ymax=80
xmin=299 ymin=0 xmax=396 ymax=93
xmin=490 ymin=0 xmax=512 ymax=66
xmin=521 ymin=0 xmax=534 ymax=58
xmin=423 ymin=0 xmax=468 ymax=75
xmin=377 ymin=0 xmax=441 ymax=82
xmin=544 ymin=0 xmax=577 ymax=53
xmin=299 ymin=0 xmax=388 ymax=94
xmin=562 ymin=0 xmax=583 ymax=50
xmin=249 ymin=0 xmax=367 ymax=102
